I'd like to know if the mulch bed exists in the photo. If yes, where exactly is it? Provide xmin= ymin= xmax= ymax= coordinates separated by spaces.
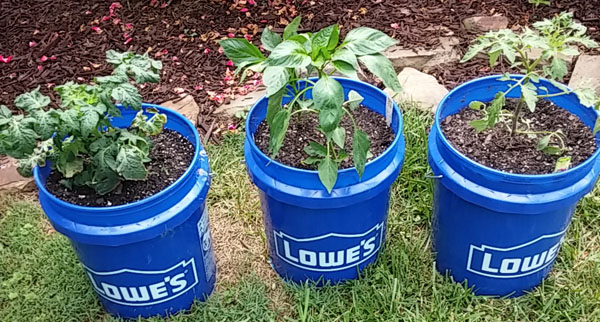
xmin=1 ymin=0 xmax=599 ymax=141
xmin=45 ymin=129 xmax=194 ymax=206
xmin=441 ymin=98 xmax=597 ymax=174
xmin=254 ymin=105 xmax=394 ymax=169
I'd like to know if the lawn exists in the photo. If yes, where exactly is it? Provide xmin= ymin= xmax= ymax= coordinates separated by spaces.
xmin=1 ymin=106 xmax=600 ymax=322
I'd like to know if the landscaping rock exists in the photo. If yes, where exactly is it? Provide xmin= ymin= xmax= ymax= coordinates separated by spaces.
xmin=160 ymin=94 xmax=200 ymax=125
xmin=385 ymin=68 xmax=448 ymax=113
xmin=213 ymin=89 xmax=266 ymax=116
xmin=384 ymin=37 xmax=461 ymax=71
xmin=0 ymin=157 xmax=35 ymax=192
xmin=569 ymin=55 xmax=600 ymax=94
xmin=463 ymin=15 xmax=509 ymax=32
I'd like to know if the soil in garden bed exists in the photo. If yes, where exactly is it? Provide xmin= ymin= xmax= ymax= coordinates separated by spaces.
xmin=441 ymin=98 xmax=597 ymax=174
xmin=254 ymin=106 xmax=395 ymax=170
xmin=45 ymin=129 xmax=194 ymax=207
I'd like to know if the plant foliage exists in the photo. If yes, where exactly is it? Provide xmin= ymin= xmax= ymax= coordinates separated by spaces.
xmin=220 ymin=16 xmax=401 ymax=192
xmin=461 ymin=12 xmax=600 ymax=171
xmin=0 ymin=51 xmax=165 ymax=195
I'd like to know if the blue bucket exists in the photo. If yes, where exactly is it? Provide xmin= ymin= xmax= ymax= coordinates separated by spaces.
xmin=428 ymin=75 xmax=600 ymax=297
xmin=33 ymin=104 xmax=216 ymax=318
xmin=244 ymin=78 xmax=405 ymax=284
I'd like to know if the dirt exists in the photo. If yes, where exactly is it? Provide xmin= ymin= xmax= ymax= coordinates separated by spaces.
xmin=254 ymin=105 xmax=395 ymax=169
xmin=441 ymin=98 xmax=597 ymax=174
xmin=45 ymin=129 xmax=194 ymax=207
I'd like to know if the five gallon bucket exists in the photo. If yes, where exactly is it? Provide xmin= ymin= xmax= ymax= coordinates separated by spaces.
xmin=34 ymin=104 xmax=216 ymax=318
xmin=428 ymin=75 xmax=600 ymax=296
xmin=244 ymin=78 xmax=406 ymax=284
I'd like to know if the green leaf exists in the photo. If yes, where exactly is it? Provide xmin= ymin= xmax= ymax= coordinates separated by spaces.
xmin=0 ymin=105 xmax=12 ymax=127
xmin=332 ymin=127 xmax=346 ymax=148
xmin=116 ymin=145 xmax=147 ymax=180
xmin=358 ymin=54 xmax=401 ymax=93
xmin=58 ymin=109 xmax=80 ymax=136
xmin=302 ymin=156 xmax=321 ymax=165
xmin=266 ymin=88 xmax=285 ymax=127
xmin=81 ymin=110 xmax=100 ymax=137
xmin=469 ymin=101 xmax=486 ymax=110
xmin=336 ymin=149 xmax=349 ymax=162
xmin=14 ymin=87 xmax=51 ymax=112
xmin=344 ymin=27 xmax=397 ymax=56
xmin=461 ymin=43 xmax=486 ymax=63
xmin=594 ymin=116 xmax=600 ymax=135
xmin=266 ymin=41 xmax=311 ymax=68
xmin=111 ymin=83 xmax=142 ymax=110
xmin=542 ymin=145 xmax=563 ymax=155
xmin=489 ymin=50 xmax=501 ymax=68
xmin=327 ymin=25 xmax=340 ymax=50
xmin=521 ymin=82 xmax=538 ymax=113
xmin=573 ymin=87 xmax=597 ymax=108
xmin=313 ymin=77 xmax=344 ymax=132
xmin=263 ymin=67 xmax=291 ymax=97
xmin=31 ymin=109 xmax=59 ymax=140
xmin=4 ymin=118 xmax=37 ymax=158
xmin=283 ymin=16 xmax=301 ymax=40
xmin=112 ymin=54 xmax=162 ymax=83
xmin=269 ymin=109 xmax=291 ymax=157
xmin=304 ymin=141 xmax=327 ymax=157
xmin=90 ymin=167 xmax=121 ymax=195
xmin=346 ymin=90 xmax=364 ymax=110
xmin=261 ymin=27 xmax=282 ymax=52
xmin=331 ymin=61 xmax=359 ymax=80
xmin=547 ymin=56 xmax=568 ymax=80
xmin=219 ymin=38 xmax=266 ymax=66
xmin=318 ymin=156 xmax=338 ymax=193
xmin=95 ymin=73 xmax=130 ymax=85
xmin=130 ymin=109 xmax=167 ymax=136
xmin=106 ymin=50 xmax=133 ymax=64
xmin=487 ymin=93 xmax=505 ymax=127
xmin=554 ymin=156 xmax=571 ymax=172
xmin=312 ymin=25 xmax=337 ymax=52
xmin=352 ymin=129 xmax=370 ymax=178
xmin=469 ymin=119 xmax=489 ymax=132
xmin=537 ymin=135 xmax=551 ymax=151
xmin=58 ymin=158 xmax=84 ymax=178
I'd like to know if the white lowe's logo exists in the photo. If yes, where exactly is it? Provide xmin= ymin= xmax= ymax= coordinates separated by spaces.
xmin=274 ymin=222 xmax=384 ymax=272
xmin=84 ymin=259 xmax=198 ymax=306
xmin=466 ymin=230 xmax=566 ymax=279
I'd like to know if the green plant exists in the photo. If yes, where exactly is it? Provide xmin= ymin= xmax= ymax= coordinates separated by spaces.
xmin=461 ymin=12 xmax=600 ymax=169
xmin=528 ymin=0 xmax=550 ymax=7
xmin=0 ymin=50 xmax=165 ymax=195
xmin=220 ymin=16 xmax=401 ymax=192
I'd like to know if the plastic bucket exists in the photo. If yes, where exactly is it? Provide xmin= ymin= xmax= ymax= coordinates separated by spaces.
xmin=428 ymin=75 xmax=600 ymax=297
xmin=33 ymin=104 xmax=216 ymax=318
xmin=244 ymin=78 xmax=405 ymax=284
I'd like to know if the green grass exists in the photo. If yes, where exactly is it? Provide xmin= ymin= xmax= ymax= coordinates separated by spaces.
xmin=1 ymin=107 xmax=600 ymax=321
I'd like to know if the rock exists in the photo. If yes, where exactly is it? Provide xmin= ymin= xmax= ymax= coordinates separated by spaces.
xmin=385 ymin=68 xmax=449 ymax=113
xmin=384 ymin=37 xmax=461 ymax=71
xmin=213 ymin=89 xmax=266 ymax=116
xmin=463 ymin=15 xmax=509 ymax=32
xmin=0 ymin=157 xmax=35 ymax=192
xmin=569 ymin=55 xmax=600 ymax=94
xmin=159 ymin=94 xmax=200 ymax=125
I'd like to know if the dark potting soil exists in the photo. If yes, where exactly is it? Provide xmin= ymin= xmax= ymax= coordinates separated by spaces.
xmin=441 ymin=98 xmax=597 ymax=174
xmin=254 ymin=106 xmax=395 ymax=170
xmin=45 ymin=129 xmax=194 ymax=207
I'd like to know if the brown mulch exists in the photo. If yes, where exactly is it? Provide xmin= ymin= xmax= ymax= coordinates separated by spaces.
xmin=1 ymin=0 xmax=599 ymax=142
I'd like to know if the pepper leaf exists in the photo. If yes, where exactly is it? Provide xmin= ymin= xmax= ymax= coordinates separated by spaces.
xmin=283 ymin=16 xmax=301 ymax=40
xmin=304 ymin=141 xmax=327 ymax=157
xmin=266 ymin=41 xmax=311 ymax=68
xmin=344 ymin=27 xmax=397 ymax=56
xmin=263 ymin=66 xmax=291 ymax=97
xmin=313 ymin=77 xmax=344 ymax=132
xmin=220 ymin=38 xmax=266 ymax=66
xmin=269 ymin=109 xmax=291 ymax=157
xmin=353 ymin=129 xmax=370 ymax=178
xmin=261 ymin=27 xmax=282 ymax=52
xmin=358 ymin=54 xmax=402 ymax=93
xmin=332 ymin=127 xmax=346 ymax=149
xmin=318 ymin=155 xmax=338 ymax=193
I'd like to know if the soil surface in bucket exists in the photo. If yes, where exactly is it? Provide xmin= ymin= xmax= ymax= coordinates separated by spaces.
xmin=45 ymin=129 xmax=194 ymax=207
xmin=441 ymin=98 xmax=597 ymax=174
xmin=254 ymin=105 xmax=395 ymax=170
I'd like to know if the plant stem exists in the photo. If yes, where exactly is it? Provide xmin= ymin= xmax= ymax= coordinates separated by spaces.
xmin=290 ymin=108 xmax=318 ymax=117
xmin=536 ymin=90 xmax=573 ymax=99
xmin=510 ymin=97 xmax=525 ymax=137
xmin=342 ymin=107 xmax=358 ymax=129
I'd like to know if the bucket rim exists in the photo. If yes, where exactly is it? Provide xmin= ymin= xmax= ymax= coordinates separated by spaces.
xmin=434 ymin=74 xmax=600 ymax=180
xmin=244 ymin=77 xmax=403 ymax=176
xmin=33 ymin=102 xmax=203 ymax=212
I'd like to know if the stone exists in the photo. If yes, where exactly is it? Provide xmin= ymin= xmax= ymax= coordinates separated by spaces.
xmin=385 ymin=68 xmax=449 ymax=113
xmin=569 ymin=55 xmax=600 ymax=94
xmin=159 ymin=94 xmax=200 ymax=125
xmin=384 ymin=37 xmax=461 ymax=71
xmin=0 ymin=157 xmax=35 ymax=192
xmin=213 ymin=88 xmax=266 ymax=116
xmin=463 ymin=15 xmax=509 ymax=32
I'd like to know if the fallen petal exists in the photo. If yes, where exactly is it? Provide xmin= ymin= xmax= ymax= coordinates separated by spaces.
xmin=50 ymin=55 xmax=57 ymax=60
xmin=40 ymin=55 xmax=48 ymax=62
xmin=227 ymin=33 xmax=235 ymax=38
xmin=85 ymin=10 xmax=92 ymax=15
xmin=124 ymin=37 xmax=133 ymax=45
xmin=228 ymin=123 xmax=236 ymax=130
xmin=113 ymin=18 xmax=121 ymax=24
xmin=173 ymin=87 xmax=185 ymax=94
xmin=391 ymin=23 xmax=399 ymax=30
xmin=172 ymin=56 xmax=179 ymax=61
xmin=240 ymin=8 xmax=249 ymax=12
xmin=91 ymin=26 xmax=102 ymax=33
xmin=125 ymin=23 xmax=134 ymax=29
xmin=226 ymin=60 xmax=234 ymax=67
xmin=248 ymin=0 xmax=256 ymax=4
xmin=244 ymin=34 xmax=252 ymax=41
xmin=102 ymin=16 xmax=111 ymax=22
xmin=203 ymin=48 xmax=211 ymax=54
xmin=29 ymin=41 xmax=36 ymax=47
xmin=37 ymin=65 xmax=43 ymax=71
xmin=0 ymin=55 xmax=13 ymax=63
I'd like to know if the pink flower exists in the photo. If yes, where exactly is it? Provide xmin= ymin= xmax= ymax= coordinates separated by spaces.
xmin=124 ymin=37 xmax=132 ymax=45
xmin=228 ymin=33 xmax=235 ymax=38
xmin=40 ymin=55 xmax=48 ymax=62
xmin=390 ymin=23 xmax=399 ymax=30
xmin=50 ymin=55 xmax=57 ymax=60
xmin=244 ymin=34 xmax=252 ymax=41
xmin=203 ymin=48 xmax=211 ymax=54
xmin=228 ymin=123 xmax=236 ymax=131
xmin=29 ymin=41 xmax=36 ymax=47
xmin=125 ymin=23 xmax=134 ymax=29
xmin=0 ymin=55 xmax=13 ymax=64
xmin=240 ymin=8 xmax=248 ymax=12
xmin=226 ymin=60 xmax=234 ymax=67
xmin=37 ymin=65 xmax=43 ymax=72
